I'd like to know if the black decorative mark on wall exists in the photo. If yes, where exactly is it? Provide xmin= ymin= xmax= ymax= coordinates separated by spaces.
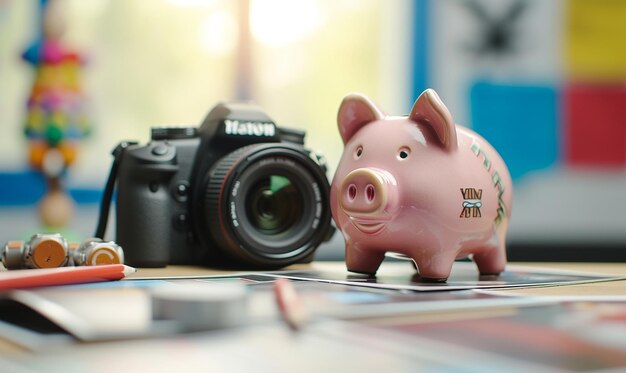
xmin=462 ymin=0 xmax=529 ymax=57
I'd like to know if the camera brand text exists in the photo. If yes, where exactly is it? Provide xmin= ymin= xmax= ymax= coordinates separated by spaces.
xmin=224 ymin=120 xmax=276 ymax=137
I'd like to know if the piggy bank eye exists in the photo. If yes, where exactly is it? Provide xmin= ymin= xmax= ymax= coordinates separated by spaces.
xmin=355 ymin=145 xmax=363 ymax=159
xmin=397 ymin=147 xmax=410 ymax=160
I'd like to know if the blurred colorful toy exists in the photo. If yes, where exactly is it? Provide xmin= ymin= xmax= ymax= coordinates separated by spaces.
xmin=330 ymin=89 xmax=513 ymax=282
xmin=22 ymin=0 xmax=91 ymax=227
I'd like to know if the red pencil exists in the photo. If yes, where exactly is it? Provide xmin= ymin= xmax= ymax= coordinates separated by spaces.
xmin=0 ymin=264 xmax=136 ymax=291
xmin=273 ymin=278 xmax=308 ymax=330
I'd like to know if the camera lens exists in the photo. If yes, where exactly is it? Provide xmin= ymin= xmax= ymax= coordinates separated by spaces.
xmin=246 ymin=175 xmax=302 ymax=235
xmin=203 ymin=144 xmax=332 ymax=268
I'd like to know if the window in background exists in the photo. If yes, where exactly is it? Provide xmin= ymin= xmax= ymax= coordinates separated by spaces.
xmin=248 ymin=0 xmax=409 ymax=176
xmin=0 ymin=0 xmax=413 ymax=203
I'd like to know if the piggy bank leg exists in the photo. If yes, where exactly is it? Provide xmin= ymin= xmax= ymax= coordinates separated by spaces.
xmin=413 ymin=253 xmax=456 ymax=283
xmin=345 ymin=244 xmax=385 ymax=275
xmin=473 ymin=246 xmax=507 ymax=276
xmin=474 ymin=223 xmax=509 ymax=276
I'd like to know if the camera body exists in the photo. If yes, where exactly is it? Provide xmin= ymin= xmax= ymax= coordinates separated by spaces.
xmin=116 ymin=102 xmax=333 ymax=268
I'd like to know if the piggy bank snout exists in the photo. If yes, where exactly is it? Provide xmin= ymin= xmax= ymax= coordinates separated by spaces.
xmin=339 ymin=168 xmax=391 ymax=216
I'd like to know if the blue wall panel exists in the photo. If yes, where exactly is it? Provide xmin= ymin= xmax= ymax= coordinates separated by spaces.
xmin=470 ymin=81 xmax=559 ymax=180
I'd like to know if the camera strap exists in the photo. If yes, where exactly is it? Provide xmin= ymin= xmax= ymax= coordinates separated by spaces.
xmin=94 ymin=141 xmax=137 ymax=239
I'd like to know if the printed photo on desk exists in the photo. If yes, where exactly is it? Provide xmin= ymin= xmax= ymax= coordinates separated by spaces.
xmin=270 ymin=262 xmax=625 ymax=291
xmin=354 ymin=300 xmax=626 ymax=372
xmin=0 ymin=271 xmax=549 ymax=346
xmin=0 ymin=273 xmax=273 ymax=344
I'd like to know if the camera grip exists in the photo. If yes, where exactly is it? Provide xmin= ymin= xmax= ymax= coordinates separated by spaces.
xmin=117 ymin=164 xmax=178 ymax=268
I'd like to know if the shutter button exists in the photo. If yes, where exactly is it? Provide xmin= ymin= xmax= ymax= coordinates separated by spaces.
xmin=152 ymin=145 xmax=168 ymax=156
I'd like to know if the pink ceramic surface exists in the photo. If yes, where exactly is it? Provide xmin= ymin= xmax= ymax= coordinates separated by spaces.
xmin=331 ymin=89 xmax=513 ymax=281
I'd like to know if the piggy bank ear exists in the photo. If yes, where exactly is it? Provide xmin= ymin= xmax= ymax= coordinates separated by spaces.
xmin=409 ymin=89 xmax=458 ymax=152
xmin=337 ymin=94 xmax=385 ymax=144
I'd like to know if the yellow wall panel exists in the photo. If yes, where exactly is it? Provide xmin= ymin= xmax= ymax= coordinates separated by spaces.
xmin=566 ymin=0 xmax=626 ymax=79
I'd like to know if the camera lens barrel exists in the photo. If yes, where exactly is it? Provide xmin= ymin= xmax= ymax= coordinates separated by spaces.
xmin=204 ymin=144 xmax=332 ymax=268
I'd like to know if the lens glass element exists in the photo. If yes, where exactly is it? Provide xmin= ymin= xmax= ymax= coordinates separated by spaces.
xmin=245 ymin=175 xmax=302 ymax=235
xmin=204 ymin=145 xmax=332 ymax=267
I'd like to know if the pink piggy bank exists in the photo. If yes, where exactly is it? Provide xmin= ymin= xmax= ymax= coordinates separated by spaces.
xmin=330 ymin=89 xmax=512 ymax=282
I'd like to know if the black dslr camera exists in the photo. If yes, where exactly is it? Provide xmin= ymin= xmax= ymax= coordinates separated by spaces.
xmin=113 ymin=102 xmax=333 ymax=268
